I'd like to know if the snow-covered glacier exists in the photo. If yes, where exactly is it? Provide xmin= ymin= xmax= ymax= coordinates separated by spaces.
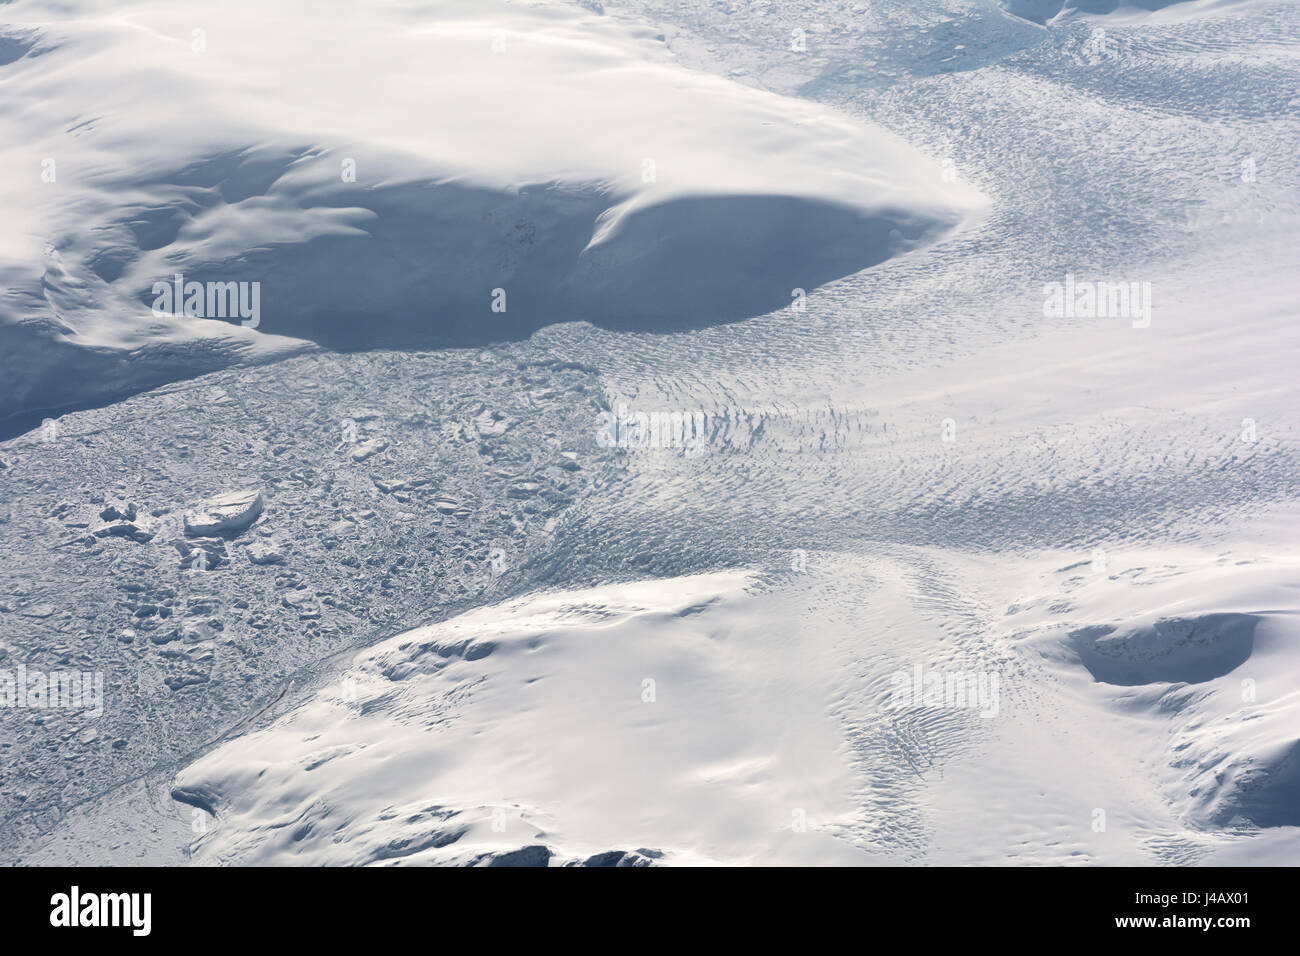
xmin=0 ymin=0 xmax=981 ymax=432
xmin=1 ymin=0 xmax=1298 ymax=868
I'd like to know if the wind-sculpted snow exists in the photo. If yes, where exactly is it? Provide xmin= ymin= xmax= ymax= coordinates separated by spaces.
xmin=0 ymin=0 xmax=982 ymax=429
xmin=999 ymin=0 xmax=1255 ymax=23
xmin=1008 ymin=553 xmax=1300 ymax=835
xmin=172 ymin=572 xmax=880 ymax=866
xmin=171 ymin=546 xmax=1300 ymax=865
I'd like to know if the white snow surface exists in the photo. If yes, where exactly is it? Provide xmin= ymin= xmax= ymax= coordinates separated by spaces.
xmin=998 ymin=0 xmax=1254 ymax=25
xmin=173 ymin=540 xmax=1300 ymax=865
xmin=0 ymin=0 xmax=982 ymax=422
xmin=174 ymin=572 xmax=881 ymax=865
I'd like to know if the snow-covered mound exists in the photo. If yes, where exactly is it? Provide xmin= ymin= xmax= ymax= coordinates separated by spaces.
xmin=1007 ymin=550 xmax=1300 ymax=833
xmin=0 ymin=0 xmax=983 ymax=428
xmin=172 ymin=572 xmax=875 ymax=866
xmin=999 ymin=0 xmax=1253 ymax=23
xmin=172 ymin=545 xmax=1300 ymax=866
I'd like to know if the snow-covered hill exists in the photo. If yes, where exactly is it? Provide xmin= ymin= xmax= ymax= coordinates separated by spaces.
xmin=0 ymin=0 xmax=982 ymax=431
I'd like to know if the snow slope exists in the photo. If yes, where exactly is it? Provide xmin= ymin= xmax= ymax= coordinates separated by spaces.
xmin=172 ymin=543 xmax=1300 ymax=866
xmin=1007 ymin=548 xmax=1300 ymax=835
xmin=0 ymin=0 xmax=982 ymax=430
xmin=999 ymin=0 xmax=1253 ymax=24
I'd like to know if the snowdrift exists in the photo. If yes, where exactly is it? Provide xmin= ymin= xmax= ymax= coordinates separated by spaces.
xmin=1008 ymin=551 xmax=1300 ymax=832
xmin=171 ymin=572 xmax=872 ymax=866
xmin=999 ymin=0 xmax=1255 ymax=23
xmin=0 ymin=0 xmax=983 ymax=429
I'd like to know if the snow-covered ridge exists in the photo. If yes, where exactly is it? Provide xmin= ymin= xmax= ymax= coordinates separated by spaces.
xmin=173 ymin=545 xmax=1300 ymax=865
xmin=171 ymin=571 xmax=871 ymax=866
xmin=0 ymin=0 xmax=984 ymax=427
xmin=998 ymin=0 xmax=1255 ymax=24
xmin=1007 ymin=549 xmax=1300 ymax=835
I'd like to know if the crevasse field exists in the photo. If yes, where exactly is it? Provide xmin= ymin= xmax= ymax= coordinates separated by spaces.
xmin=0 ymin=0 xmax=1297 ymax=866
